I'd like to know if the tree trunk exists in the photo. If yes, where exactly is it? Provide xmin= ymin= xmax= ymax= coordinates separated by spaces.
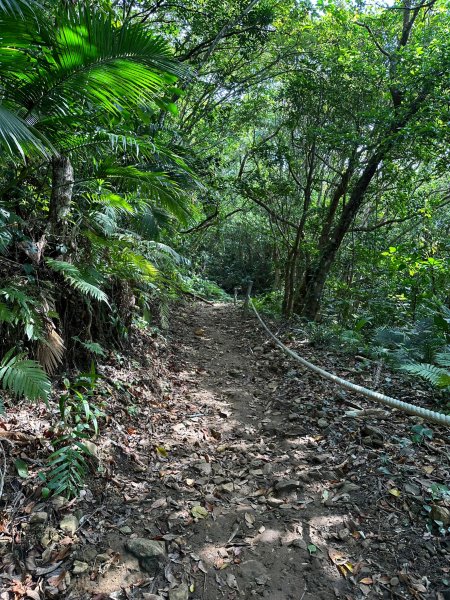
xmin=49 ymin=155 xmax=74 ymax=228
xmin=294 ymin=152 xmax=383 ymax=320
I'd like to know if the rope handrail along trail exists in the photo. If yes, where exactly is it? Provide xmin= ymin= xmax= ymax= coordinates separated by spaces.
xmin=250 ymin=300 xmax=450 ymax=427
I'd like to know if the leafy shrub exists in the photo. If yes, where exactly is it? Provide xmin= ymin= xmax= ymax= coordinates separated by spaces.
xmin=252 ymin=291 xmax=283 ymax=314
xmin=181 ymin=274 xmax=230 ymax=301
xmin=40 ymin=364 xmax=103 ymax=498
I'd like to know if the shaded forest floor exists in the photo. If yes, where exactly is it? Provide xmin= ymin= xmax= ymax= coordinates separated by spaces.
xmin=1 ymin=302 xmax=449 ymax=600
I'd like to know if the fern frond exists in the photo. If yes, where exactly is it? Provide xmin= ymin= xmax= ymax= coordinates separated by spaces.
xmin=122 ymin=250 xmax=158 ymax=279
xmin=45 ymin=258 xmax=109 ymax=304
xmin=402 ymin=362 xmax=450 ymax=388
xmin=0 ymin=301 xmax=15 ymax=323
xmin=435 ymin=352 xmax=450 ymax=368
xmin=0 ymin=349 xmax=51 ymax=400
xmin=72 ymin=336 xmax=106 ymax=357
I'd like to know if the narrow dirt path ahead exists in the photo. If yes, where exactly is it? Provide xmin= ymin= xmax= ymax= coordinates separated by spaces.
xmin=66 ymin=301 xmax=448 ymax=600
xmin=164 ymin=302 xmax=345 ymax=600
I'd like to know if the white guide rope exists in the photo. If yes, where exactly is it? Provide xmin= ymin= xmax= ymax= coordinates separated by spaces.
xmin=250 ymin=301 xmax=450 ymax=427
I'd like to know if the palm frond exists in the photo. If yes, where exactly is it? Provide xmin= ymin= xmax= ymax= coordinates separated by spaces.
xmin=37 ymin=329 xmax=65 ymax=374
xmin=0 ymin=105 xmax=52 ymax=160
xmin=0 ymin=348 xmax=51 ymax=401
xmin=0 ymin=301 xmax=15 ymax=323
xmin=0 ymin=0 xmax=32 ymax=15
xmin=45 ymin=258 xmax=109 ymax=304
xmin=5 ymin=8 xmax=183 ymax=120
xmin=99 ymin=164 xmax=190 ymax=222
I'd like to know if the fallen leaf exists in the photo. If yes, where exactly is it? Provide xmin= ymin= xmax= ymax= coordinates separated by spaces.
xmin=150 ymin=498 xmax=168 ymax=510
xmin=389 ymin=488 xmax=401 ymax=497
xmin=226 ymin=573 xmax=239 ymax=590
xmin=156 ymin=446 xmax=168 ymax=458
xmin=244 ymin=513 xmax=255 ymax=528
xmin=15 ymin=458 xmax=28 ymax=478
xmin=198 ymin=561 xmax=208 ymax=574
xmin=191 ymin=506 xmax=208 ymax=519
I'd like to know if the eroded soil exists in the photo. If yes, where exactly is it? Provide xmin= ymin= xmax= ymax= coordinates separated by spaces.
xmin=1 ymin=302 xmax=449 ymax=600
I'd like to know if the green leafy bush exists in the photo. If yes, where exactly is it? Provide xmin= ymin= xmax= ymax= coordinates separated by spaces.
xmin=181 ymin=274 xmax=230 ymax=301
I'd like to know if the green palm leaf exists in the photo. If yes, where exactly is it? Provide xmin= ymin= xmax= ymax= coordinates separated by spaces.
xmin=0 ymin=349 xmax=51 ymax=401
xmin=0 ymin=0 xmax=32 ymax=15
xmin=0 ymin=106 xmax=52 ymax=159
xmin=45 ymin=258 xmax=109 ymax=304
xmin=4 ymin=7 xmax=183 ymax=121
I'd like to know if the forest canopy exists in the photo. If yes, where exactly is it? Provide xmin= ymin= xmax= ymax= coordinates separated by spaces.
xmin=0 ymin=0 xmax=449 ymax=382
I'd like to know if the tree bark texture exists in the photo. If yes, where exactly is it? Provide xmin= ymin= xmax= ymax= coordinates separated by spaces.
xmin=49 ymin=155 xmax=74 ymax=227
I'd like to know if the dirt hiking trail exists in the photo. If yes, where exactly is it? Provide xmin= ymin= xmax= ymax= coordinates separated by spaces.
xmin=1 ymin=302 xmax=449 ymax=600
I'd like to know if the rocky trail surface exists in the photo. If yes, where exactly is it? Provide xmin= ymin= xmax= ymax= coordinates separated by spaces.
xmin=1 ymin=302 xmax=449 ymax=600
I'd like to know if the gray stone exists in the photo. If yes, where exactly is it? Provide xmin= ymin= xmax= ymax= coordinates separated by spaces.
xmin=96 ymin=553 xmax=111 ymax=563
xmin=274 ymin=480 xmax=301 ymax=494
xmin=142 ymin=595 xmax=164 ymax=600
xmin=337 ymin=528 xmax=351 ymax=541
xmin=219 ymin=482 xmax=234 ymax=493
xmin=126 ymin=538 xmax=166 ymax=575
xmin=193 ymin=461 xmax=212 ymax=476
xmin=41 ymin=526 xmax=60 ymax=547
xmin=339 ymin=481 xmax=360 ymax=494
xmin=60 ymin=514 xmax=79 ymax=534
xmin=30 ymin=512 xmax=48 ymax=525
xmin=119 ymin=525 xmax=132 ymax=534
xmin=289 ymin=538 xmax=308 ymax=550
xmin=317 ymin=418 xmax=329 ymax=429
xmin=168 ymin=583 xmax=189 ymax=600
xmin=72 ymin=560 xmax=89 ymax=574
xmin=431 ymin=505 xmax=450 ymax=525
xmin=51 ymin=496 xmax=67 ymax=510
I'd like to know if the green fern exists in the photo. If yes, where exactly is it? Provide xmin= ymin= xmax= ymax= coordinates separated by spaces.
xmin=0 ymin=301 xmax=14 ymax=323
xmin=435 ymin=352 xmax=450 ymax=368
xmin=72 ymin=336 xmax=106 ymax=357
xmin=45 ymin=258 xmax=109 ymax=304
xmin=0 ymin=349 xmax=51 ymax=401
xmin=402 ymin=362 xmax=450 ymax=389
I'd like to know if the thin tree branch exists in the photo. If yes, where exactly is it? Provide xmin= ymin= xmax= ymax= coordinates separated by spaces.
xmin=355 ymin=22 xmax=391 ymax=59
